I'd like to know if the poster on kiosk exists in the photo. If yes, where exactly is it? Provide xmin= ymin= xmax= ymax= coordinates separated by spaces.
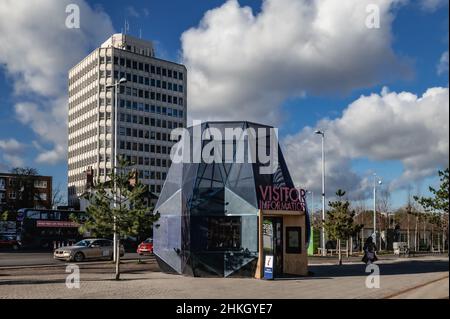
xmin=263 ymin=221 xmax=274 ymax=280
xmin=264 ymin=255 xmax=274 ymax=279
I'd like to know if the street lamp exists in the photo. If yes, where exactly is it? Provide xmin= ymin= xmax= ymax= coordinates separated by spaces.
xmin=307 ymin=190 xmax=314 ymax=248
xmin=106 ymin=77 xmax=127 ymax=262
xmin=315 ymin=130 xmax=326 ymax=256
xmin=372 ymin=173 xmax=382 ymax=244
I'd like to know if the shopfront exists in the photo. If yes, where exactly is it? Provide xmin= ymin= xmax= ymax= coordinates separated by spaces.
xmin=153 ymin=121 xmax=310 ymax=278
xmin=256 ymin=210 xmax=308 ymax=279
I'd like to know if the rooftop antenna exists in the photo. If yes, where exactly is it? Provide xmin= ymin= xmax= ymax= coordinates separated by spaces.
xmin=124 ymin=19 xmax=130 ymax=35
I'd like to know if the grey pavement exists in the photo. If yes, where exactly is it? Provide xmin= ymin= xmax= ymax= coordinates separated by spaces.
xmin=0 ymin=255 xmax=448 ymax=299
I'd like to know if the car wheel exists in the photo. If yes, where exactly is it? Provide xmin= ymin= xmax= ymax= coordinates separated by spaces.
xmin=73 ymin=252 xmax=85 ymax=262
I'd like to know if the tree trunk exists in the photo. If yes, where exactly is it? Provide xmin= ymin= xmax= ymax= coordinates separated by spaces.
xmin=115 ymin=239 xmax=121 ymax=280
xmin=437 ymin=232 xmax=440 ymax=253
xmin=415 ymin=216 xmax=418 ymax=251
xmin=361 ymin=229 xmax=364 ymax=253
xmin=346 ymin=239 xmax=349 ymax=258
xmin=443 ymin=230 xmax=446 ymax=253
xmin=423 ymin=222 xmax=427 ymax=251
xmin=407 ymin=214 xmax=410 ymax=248
xmin=430 ymin=226 xmax=433 ymax=252
xmin=350 ymin=237 xmax=353 ymax=256
xmin=386 ymin=214 xmax=389 ymax=250
xmin=378 ymin=214 xmax=382 ymax=250
xmin=338 ymin=239 xmax=342 ymax=265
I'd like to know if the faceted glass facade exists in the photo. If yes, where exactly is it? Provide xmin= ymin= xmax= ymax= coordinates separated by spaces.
xmin=153 ymin=121 xmax=310 ymax=277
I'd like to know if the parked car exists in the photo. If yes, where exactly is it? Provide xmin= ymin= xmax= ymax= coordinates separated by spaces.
xmin=137 ymin=238 xmax=153 ymax=255
xmin=121 ymin=236 xmax=139 ymax=252
xmin=53 ymin=238 xmax=124 ymax=262
xmin=0 ymin=234 xmax=21 ymax=250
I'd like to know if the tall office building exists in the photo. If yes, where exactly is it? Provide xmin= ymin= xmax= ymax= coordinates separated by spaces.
xmin=68 ymin=34 xmax=187 ymax=207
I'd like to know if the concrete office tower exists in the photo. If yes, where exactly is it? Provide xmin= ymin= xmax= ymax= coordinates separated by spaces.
xmin=68 ymin=34 xmax=187 ymax=208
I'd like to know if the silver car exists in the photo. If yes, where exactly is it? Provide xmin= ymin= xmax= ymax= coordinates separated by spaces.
xmin=53 ymin=239 xmax=125 ymax=262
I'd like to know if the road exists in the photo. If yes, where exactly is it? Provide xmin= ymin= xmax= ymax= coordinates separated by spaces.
xmin=0 ymin=250 xmax=444 ymax=267
xmin=0 ymin=250 xmax=152 ymax=267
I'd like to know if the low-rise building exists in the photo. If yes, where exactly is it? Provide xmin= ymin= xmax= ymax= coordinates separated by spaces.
xmin=0 ymin=172 xmax=52 ymax=213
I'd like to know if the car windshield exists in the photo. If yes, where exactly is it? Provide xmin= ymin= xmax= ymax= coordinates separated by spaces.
xmin=74 ymin=240 xmax=93 ymax=247
xmin=144 ymin=238 xmax=153 ymax=243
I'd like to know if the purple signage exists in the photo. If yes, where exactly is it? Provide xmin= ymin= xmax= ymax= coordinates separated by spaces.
xmin=258 ymin=186 xmax=306 ymax=211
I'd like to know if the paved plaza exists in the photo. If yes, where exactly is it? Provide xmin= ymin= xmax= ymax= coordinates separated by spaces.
xmin=0 ymin=256 xmax=447 ymax=299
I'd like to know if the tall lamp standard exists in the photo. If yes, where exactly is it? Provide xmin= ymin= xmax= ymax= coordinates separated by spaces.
xmin=372 ymin=173 xmax=382 ymax=244
xmin=106 ymin=77 xmax=127 ymax=262
xmin=307 ymin=190 xmax=314 ymax=251
xmin=315 ymin=130 xmax=326 ymax=256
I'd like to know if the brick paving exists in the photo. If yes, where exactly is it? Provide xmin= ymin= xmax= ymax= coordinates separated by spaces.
xmin=0 ymin=256 xmax=448 ymax=299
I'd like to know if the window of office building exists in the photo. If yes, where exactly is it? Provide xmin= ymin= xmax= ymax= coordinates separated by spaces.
xmin=34 ymin=180 xmax=47 ymax=188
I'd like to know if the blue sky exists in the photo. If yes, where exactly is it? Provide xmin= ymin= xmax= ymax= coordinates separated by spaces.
xmin=0 ymin=0 xmax=448 ymax=210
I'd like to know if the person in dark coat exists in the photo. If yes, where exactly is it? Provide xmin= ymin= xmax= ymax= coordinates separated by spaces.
xmin=362 ymin=236 xmax=378 ymax=264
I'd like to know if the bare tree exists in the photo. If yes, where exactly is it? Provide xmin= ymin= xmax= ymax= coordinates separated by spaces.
xmin=51 ymin=183 xmax=65 ymax=208
xmin=406 ymin=185 xmax=413 ymax=249
xmin=413 ymin=181 xmax=425 ymax=251
xmin=377 ymin=188 xmax=391 ymax=214
xmin=352 ymin=194 xmax=367 ymax=215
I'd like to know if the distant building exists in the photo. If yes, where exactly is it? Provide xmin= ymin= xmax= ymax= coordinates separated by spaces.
xmin=0 ymin=172 xmax=52 ymax=212
xmin=353 ymin=210 xmax=448 ymax=252
xmin=68 ymin=33 xmax=187 ymax=208
xmin=78 ymin=167 xmax=157 ymax=211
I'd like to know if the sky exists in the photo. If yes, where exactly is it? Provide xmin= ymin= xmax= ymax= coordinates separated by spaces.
xmin=0 ymin=0 xmax=448 ymax=211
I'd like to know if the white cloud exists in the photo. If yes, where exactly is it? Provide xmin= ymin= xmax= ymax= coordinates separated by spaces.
xmin=283 ymin=87 xmax=449 ymax=199
xmin=181 ymin=0 xmax=410 ymax=124
xmin=0 ymin=139 xmax=25 ymax=153
xmin=15 ymin=101 xmax=68 ymax=164
xmin=2 ymin=154 xmax=25 ymax=168
xmin=0 ymin=0 xmax=114 ymax=164
xmin=0 ymin=138 xmax=27 ymax=167
xmin=420 ymin=0 xmax=448 ymax=11
xmin=438 ymin=51 xmax=449 ymax=75
xmin=126 ymin=6 xmax=140 ymax=18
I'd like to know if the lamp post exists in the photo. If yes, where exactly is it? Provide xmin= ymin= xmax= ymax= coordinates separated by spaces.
xmin=106 ymin=77 xmax=127 ymax=262
xmin=307 ymin=190 xmax=314 ymax=252
xmin=373 ymin=173 xmax=382 ymax=244
xmin=315 ymin=130 xmax=326 ymax=256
